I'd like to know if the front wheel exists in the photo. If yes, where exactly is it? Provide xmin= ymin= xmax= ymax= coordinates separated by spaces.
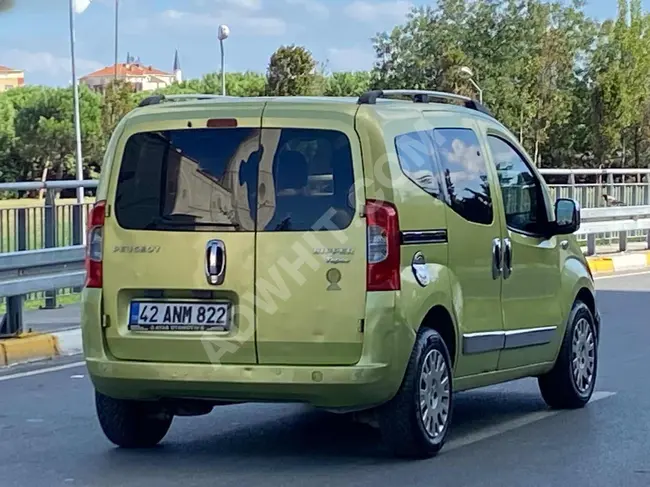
xmin=378 ymin=328 xmax=454 ymax=459
xmin=538 ymin=300 xmax=598 ymax=409
xmin=95 ymin=391 xmax=174 ymax=448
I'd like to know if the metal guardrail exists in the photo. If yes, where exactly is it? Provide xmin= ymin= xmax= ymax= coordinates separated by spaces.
xmin=578 ymin=205 xmax=650 ymax=255
xmin=0 ymin=246 xmax=86 ymax=338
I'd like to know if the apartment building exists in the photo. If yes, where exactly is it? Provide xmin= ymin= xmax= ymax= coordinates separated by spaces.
xmin=0 ymin=65 xmax=25 ymax=92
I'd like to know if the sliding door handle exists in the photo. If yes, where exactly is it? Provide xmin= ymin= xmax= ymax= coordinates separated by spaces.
xmin=503 ymin=237 xmax=512 ymax=279
xmin=491 ymin=237 xmax=502 ymax=280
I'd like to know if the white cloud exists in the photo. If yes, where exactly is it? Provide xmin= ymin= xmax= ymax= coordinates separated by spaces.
xmin=285 ymin=0 xmax=329 ymax=18
xmin=194 ymin=0 xmax=263 ymax=10
xmin=226 ymin=0 xmax=262 ymax=10
xmin=343 ymin=0 xmax=412 ymax=23
xmin=0 ymin=49 xmax=102 ymax=78
xmin=327 ymin=47 xmax=374 ymax=72
xmin=160 ymin=8 xmax=286 ymax=36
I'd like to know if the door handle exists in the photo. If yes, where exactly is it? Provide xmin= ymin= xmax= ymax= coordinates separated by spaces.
xmin=491 ymin=237 xmax=502 ymax=280
xmin=503 ymin=237 xmax=512 ymax=279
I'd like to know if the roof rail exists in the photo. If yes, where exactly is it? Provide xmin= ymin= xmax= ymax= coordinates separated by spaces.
xmin=357 ymin=89 xmax=493 ymax=117
xmin=138 ymin=94 xmax=234 ymax=108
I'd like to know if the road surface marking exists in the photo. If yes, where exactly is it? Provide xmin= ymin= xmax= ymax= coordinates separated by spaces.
xmin=445 ymin=391 xmax=616 ymax=453
xmin=0 ymin=361 xmax=85 ymax=382
xmin=595 ymin=270 xmax=650 ymax=280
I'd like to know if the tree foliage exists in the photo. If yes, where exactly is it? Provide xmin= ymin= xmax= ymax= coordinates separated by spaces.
xmin=1 ymin=0 xmax=650 ymax=186
xmin=266 ymin=45 xmax=319 ymax=96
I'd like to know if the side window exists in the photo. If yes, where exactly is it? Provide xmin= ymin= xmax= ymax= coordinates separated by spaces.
xmin=395 ymin=131 xmax=441 ymax=197
xmin=431 ymin=128 xmax=493 ymax=225
xmin=487 ymin=135 xmax=546 ymax=235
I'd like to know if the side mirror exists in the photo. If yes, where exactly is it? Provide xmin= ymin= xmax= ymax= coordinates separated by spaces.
xmin=553 ymin=198 xmax=580 ymax=235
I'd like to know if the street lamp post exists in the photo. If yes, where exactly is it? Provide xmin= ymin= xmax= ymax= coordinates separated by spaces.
xmin=114 ymin=0 xmax=119 ymax=80
xmin=217 ymin=24 xmax=230 ymax=96
xmin=69 ymin=0 xmax=86 ymax=243
xmin=460 ymin=66 xmax=483 ymax=105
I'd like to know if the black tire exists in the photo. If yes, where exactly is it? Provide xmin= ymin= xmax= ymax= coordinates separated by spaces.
xmin=95 ymin=391 xmax=173 ymax=448
xmin=378 ymin=328 xmax=454 ymax=459
xmin=538 ymin=300 xmax=598 ymax=409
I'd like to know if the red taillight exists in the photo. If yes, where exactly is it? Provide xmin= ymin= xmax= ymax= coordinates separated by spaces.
xmin=85 ymin=200 xmax=106 ymax=288
xmin=366 ymin=199 xmax=401 ymax=291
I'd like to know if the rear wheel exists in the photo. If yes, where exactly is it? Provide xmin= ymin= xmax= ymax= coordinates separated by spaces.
xmin=378 ymin=328 xmax=453 ymax=459
xmin=538 ymin=300 xmax=598 ymax=409
xmin=95 ymin=391 xmax=173 ymax=448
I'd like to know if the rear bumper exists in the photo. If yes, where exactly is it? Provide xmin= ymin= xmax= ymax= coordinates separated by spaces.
xmin=86 ymin=358 xmax=393 ymax=409
xmin=82 ymin=289 xmax=416 ymax=410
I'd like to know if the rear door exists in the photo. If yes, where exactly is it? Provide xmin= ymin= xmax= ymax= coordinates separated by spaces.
xmin=102 ymin=104 xmax=263 ymax=364
xmin=254 ymin=104 xmax=368 ymax=365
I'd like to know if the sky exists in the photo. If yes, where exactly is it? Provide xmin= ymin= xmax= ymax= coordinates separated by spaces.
xmin=0 ymin=0 xmax=645 ymax=87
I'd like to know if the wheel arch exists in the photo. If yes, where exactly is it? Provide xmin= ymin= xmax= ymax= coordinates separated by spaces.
xmin=574 ymin=286 xmax=599 ymax=338
xmin=418 ymin=304 xmax=458 ymax=368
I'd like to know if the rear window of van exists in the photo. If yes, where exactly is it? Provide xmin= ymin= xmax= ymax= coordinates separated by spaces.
xmin=113 ymin=127 xmax=356 ymax=232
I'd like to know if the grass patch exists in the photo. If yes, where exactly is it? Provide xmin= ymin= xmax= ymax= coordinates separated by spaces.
xmin=0 ymin=293 xmax=81 ymax=315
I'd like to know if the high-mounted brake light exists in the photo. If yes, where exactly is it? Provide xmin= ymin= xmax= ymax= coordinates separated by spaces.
xmin=207 ymin=118 xmax=238 ymax=128
xmin=366 ymin=199 xmax=401 ymax=291
xmin=85 ymin=200 xmax=106 ymax=289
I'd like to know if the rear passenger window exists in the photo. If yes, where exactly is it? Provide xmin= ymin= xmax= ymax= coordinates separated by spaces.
xmin=114 ymin=128 xmax=261 ymax=232
xmin=431 ymin=128 xmax=493 ymax=225
xmin=259 ymin=128 xmax=356 ymax=232
xmin=395 ymin=131 xmax=441 ymax=197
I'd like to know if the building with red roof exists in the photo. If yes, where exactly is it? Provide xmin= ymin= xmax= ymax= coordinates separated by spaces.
xmin=80 ymin=51 xmax=182 ymax=93
xmin=0 ymin=65 xmax=25 ymax=92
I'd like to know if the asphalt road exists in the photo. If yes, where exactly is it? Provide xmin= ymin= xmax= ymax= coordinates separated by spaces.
xmin=1 ymin=271 xmax=650 ymax=487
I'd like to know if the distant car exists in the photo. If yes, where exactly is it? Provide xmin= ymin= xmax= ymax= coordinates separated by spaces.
xmin=81 ymin=89 xmax=600 ymax=458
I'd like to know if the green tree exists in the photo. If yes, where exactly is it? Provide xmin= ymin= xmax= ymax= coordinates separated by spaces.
xmin=371 ymin=0 xmax=595 ymax=168
xmin=0 ymin=95 xmax=17 ymax=182
xmin=101 ymin=79 xmax=137 ymax=140
xmin=13 ymin=85 xmax=104 ymax=182
xmin=324 ymin=71 xmax=371 ymax=97
xmin=590 ymin=0 xmax=650 ymax=167
xmin=266 ymin=45 xmax=319 ymax=96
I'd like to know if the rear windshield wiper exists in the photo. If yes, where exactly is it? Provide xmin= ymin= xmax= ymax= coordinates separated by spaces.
xmin=146 ymin=215 xmax=240 ymax=229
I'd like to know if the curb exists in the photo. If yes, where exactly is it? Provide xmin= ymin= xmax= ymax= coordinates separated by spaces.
xmin=0 ymin=328 xmax=83 ymax=367
xmin=0 ymin=333 xmax=60 ymax=366
xmin=586 ymin=251 xmax=650 ymax=274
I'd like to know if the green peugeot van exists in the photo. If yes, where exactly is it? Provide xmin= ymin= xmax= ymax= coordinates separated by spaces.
xmin=81 ymin=90 xmax=600 ymax=458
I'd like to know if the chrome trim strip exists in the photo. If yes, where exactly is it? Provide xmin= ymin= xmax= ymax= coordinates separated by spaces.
xmin=462 ymin=326 xmax=558 ymax=354
xmin=401 ymin=230 xmax=448 ymax=245
xmin=462 ymin=331 xmax=505 ymax=354
xmin=503 ymin=326 xmax=557 ymax=349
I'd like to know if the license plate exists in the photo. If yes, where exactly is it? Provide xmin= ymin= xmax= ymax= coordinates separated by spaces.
xmin=128 ymin=301 xmax=230 ymax=332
